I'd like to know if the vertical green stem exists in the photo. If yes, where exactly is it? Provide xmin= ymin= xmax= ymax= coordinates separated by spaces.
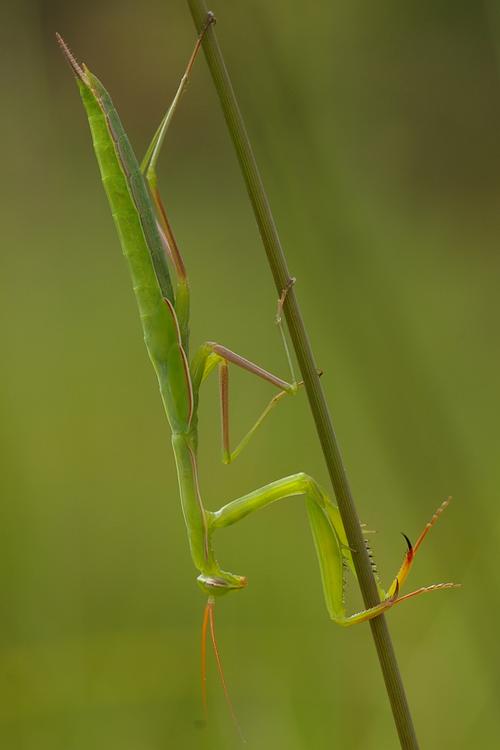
xmin=186 ymin=2 xmax=419 ymax=747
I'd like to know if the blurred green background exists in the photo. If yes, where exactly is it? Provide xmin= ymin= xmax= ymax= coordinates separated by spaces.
xmin=2 ymin=1 xmax=500 ymax=747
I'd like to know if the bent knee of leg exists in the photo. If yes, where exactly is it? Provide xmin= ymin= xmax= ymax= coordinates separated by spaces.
xmin=295 ymin=471 xmax=310 ymax=487
xmin=295 ymin=472 xmax=320 ymax=494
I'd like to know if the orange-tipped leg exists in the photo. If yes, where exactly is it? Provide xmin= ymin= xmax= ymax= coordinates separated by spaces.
xmin=387 ymin=497 xmax=452 ymax=598
xmin=390 ymin=581 xmax=461 ymax=609
xmin=340 ymin=577 xmax=460 ymax=627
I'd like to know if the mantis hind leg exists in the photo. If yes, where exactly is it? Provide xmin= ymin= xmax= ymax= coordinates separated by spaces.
xmin=209 ymin=474 xmax=459 ymax=625
xmin=140 ymin=13 xmax=215 ymax=349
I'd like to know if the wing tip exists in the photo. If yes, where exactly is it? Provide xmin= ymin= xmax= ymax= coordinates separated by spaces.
xmin=56 ymin=32 xmax=87 ymax=83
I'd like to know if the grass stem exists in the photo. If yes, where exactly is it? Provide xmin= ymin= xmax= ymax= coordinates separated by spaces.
xmin=186 ymin=2 xmax=419 ymax=747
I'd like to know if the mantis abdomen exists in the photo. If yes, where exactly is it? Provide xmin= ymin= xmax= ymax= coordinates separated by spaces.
xmin=77 ymin=74 xmax=176 ymax=372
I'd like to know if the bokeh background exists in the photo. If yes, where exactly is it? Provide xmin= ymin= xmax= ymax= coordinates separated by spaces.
xmin=2 ymin=1 xmax=500 ymax=747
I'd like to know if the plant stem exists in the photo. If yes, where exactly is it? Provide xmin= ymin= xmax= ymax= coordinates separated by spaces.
xmin=186 ymin=2 xmax=419 ymax=747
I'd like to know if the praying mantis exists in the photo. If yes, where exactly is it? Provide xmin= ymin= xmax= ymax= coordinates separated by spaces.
xmin=57 ymin=14 xmax=458 ymax=720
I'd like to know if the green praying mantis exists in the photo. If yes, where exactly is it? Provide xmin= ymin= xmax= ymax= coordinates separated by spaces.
xmin=57 ymin=14 xmax=458 ymax=722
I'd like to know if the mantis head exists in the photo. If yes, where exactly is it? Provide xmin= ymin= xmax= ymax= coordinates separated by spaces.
xmin=197 ymin=570 xmax=247 ymax=596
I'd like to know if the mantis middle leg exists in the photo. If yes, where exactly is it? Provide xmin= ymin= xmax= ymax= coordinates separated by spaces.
xmin=191 ymin=340 xmax=299 ymax=463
